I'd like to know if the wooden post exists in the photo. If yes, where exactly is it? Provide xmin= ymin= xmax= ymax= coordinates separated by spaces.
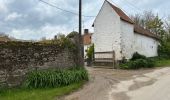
xmin=112 ymin=51 xmax=115 ymax=69
xmin=79 ymin=0 xmax=84 ymax=66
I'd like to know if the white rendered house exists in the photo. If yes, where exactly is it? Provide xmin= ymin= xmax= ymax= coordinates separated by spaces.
xmin=92 ymin=0 xmax=159 ymax=61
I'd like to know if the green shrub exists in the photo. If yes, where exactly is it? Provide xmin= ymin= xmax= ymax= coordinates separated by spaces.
xmin=24 ymin=68 xmax=88 ymax=88
xmin=129 ymin=59 xmax=145 ymax=69
xmin=87 ymin=44 xmax=94 ymax=60
xmin=66 ymin=31 xmax=78 ymax=38
xmin=158 ymin=41 xmax=170 ymax=58
xmin=120 ymin=58 xmax=155 ymax=69
xmin=86 ymin=44 xmax=94 ymax=65
xmin=131 ymin=52 xmax=146 ymax=61
xmin=146 ymin=58 xmax=155 ymax=68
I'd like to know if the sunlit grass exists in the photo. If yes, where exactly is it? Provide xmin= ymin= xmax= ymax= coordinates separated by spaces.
xmin=155 ymin=59 xmax=170 ymax=67
xmin=0 ymin=81 xmax=84 ymax=100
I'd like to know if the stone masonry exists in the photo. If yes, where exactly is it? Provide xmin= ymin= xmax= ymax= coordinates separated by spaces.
xmin=0 ymin=41 xmax=78 ymax=87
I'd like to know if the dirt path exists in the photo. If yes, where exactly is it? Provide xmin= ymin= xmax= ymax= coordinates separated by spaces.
xmin=61 ymin=67 xmax=170 ymax=100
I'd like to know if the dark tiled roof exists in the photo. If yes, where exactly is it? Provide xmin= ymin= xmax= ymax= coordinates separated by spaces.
xmin=134 ymin=25 xmax=160 ymax=40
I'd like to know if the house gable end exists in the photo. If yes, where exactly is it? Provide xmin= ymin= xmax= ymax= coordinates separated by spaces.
xmin=92 ymin=0 xmax=121 ymax=27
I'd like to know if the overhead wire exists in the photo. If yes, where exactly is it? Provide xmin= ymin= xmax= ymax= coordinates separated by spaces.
xmin=39 ymin=0 xmax=96 ymax=18
xmin=111 ymin=0 xmax=143 ymax=14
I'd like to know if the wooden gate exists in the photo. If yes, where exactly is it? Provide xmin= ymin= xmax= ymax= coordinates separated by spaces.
xmin=94 ymin=51 xmax=115 ymax=68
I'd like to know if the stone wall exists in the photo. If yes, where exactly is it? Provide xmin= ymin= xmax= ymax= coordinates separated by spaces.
xmin=0 ymin=41 xmax=78 ymax=87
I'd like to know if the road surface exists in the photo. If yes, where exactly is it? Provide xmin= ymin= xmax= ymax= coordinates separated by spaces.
xmin=61 ymin=67 xmax=170 ymax=100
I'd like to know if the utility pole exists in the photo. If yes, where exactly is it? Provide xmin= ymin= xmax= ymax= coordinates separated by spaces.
xmin=79 ymin=0 xmax=84 ymax=66
xmin=79 ymin=0 xmax=82 ymax=38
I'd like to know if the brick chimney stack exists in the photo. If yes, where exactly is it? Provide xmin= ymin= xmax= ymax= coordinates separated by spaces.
xmin=84 ymin=29 xmax=89 ymax=34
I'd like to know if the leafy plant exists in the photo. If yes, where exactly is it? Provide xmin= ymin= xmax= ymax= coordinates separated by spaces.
xmin=24 ymin=68 xmax=88 ymax=88
xmin=86 ymin=44 xmax=94 ymax=66
xmin=130 ymin=52 xmax=146 ymax=61
xmin=66 ymin=31 xmax=78 ymax=38
xmin=158 ymin=40 xmax=170 ymax=58
xmin=86 ymin=44 xmax=94 ymax=61
xmin=120 ymin=58 xmax=155 ymax=69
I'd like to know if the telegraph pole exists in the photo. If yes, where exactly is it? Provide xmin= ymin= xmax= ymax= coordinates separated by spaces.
xmin=79 ymin=0 xmax=82 ymax=38
xmin=79 ymin=0 xmax=84 ymax=66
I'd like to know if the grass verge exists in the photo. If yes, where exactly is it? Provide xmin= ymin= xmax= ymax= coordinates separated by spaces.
xmin=155 ymin=59 xmax=170 ymax=67
xmin=0 ymin=81 xmax=84 ymax=100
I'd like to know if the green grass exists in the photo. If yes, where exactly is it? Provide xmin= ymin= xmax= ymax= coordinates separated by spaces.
xmin=0 ymin=81 xmax=84 ymax=100
xmin=155 ymin=59 xmax=170 ymax=67
xmin=120 ymin=56 xmax=170 ymax=69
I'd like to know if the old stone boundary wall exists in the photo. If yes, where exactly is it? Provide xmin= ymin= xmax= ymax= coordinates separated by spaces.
xmin=0 ymin=41 xmax=79 ymax=87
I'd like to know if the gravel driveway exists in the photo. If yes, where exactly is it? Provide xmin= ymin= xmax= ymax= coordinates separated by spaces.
xmin=61 ymin=67 xmax=170 ymax=100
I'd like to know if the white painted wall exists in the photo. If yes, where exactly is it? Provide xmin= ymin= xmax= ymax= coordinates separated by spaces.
xmin=134 ymin=33 xmax=158 ymax=57
xmin=93 ymin=1 xmax=122 ymax=60
xmin=120 ymin=20 xmax=134 ymax=59
xmin=92 ymin=1 xmax=159 ymax=61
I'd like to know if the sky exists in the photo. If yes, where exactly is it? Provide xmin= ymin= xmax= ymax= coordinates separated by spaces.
xmin=0 ymin=0 xmax=170 ymax=40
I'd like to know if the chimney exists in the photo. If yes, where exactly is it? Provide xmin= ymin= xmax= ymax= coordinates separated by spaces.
xmin=84 ymin=29 xmax=89 ymax=34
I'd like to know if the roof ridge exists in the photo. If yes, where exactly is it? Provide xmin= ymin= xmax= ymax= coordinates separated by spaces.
xmin=134 ymin=24 xmax=160 ymax=40
xmin=106 ymin=0 xmax=134 ymax=24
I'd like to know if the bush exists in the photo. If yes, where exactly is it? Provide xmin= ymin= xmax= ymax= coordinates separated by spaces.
xmin=24 ymin=67 xmax=88 ymax=88
xmin=66 ymin=31 xmax=78 ymax=38
xmin=131 ymin=52 xmax=146 ymax=61
xmin=120 ymin=58 xmax=155 ymax=69
xmin=158 ymin=41 xmax=170 ymax=58
xmin=86 ymin=44 xmax=94 ymax=66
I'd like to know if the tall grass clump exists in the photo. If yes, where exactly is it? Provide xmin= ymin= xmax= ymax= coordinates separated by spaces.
xmin=24 ymin=67 xmax=88 ymax=88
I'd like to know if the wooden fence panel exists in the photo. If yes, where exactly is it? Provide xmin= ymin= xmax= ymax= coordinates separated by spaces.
xmin=94 ymin=51 xmax=115 ymax=68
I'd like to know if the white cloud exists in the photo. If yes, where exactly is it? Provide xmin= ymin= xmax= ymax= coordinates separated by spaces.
xmin=0 ymin=1 xmax=8 ymax=13
xmin=1 ymin=0 xmax=170 ymax=40
xmin=9 ymin=25 xmax=71 ymax=40
xmin=5 ymin=12 xmax=23 ymax=21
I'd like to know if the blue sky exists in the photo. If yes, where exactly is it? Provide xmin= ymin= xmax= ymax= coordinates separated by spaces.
xmin=0 ymin=0 xmax=170 ymax=40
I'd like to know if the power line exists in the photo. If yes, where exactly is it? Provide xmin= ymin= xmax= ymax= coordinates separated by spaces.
xmin=111 ymin=0 xmax=143 ymax=14
xmin=122 ymin=0 xmax=143 ymax=13
xmin=110 ymin=0 xmax=131 ymax=15
xmin=39 ymin=0 xmax=96 ymax=18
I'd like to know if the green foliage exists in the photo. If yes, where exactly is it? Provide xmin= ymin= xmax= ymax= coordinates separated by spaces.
xmin=158 ymin=39 xmax=170 ymax=58
xmin=130 ymin=52 xmax=146 ymax=61
xmin=155 ymin=59 xmax=170 ymax=67
xmin=24 ymin=68 xmax=88 ymax=88
xmin=146 ymin=15 xmax=165 ymax=38
xmin=120 ymin=52 xmax=155 ymax=69
xmin=38 ymin=33 xmax=77 ymax=52
xmin=131 ymin=11 xmax=166 ymax=40
xmin=120 ymin=58 xmax=155 ymax=69
xmin=67 ymin=31 xmax=79 ymax=38
xmin=0 ymin=82 xmax=84 ymax=100
xmin=86 ymin=44 xmax=94 ymax=61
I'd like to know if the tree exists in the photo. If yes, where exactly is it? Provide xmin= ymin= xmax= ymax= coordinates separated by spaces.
xmin=131 ymin=11 xmax=155 ymax=29
xmin=164 ymin=16 xmax=170 ymax=36
xmin=147 ymin=15 xmax=165 ymax=38
xmin=40 ymin=37 xmax=46 ymax=41
xmin=67 ymin=31 xmax=79 ymax=38
xmin=131 ymin=11 xmax=166 ymax=40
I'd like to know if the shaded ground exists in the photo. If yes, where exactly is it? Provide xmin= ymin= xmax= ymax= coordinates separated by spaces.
xmin=60 ymin=66 xmax=170 ymax=100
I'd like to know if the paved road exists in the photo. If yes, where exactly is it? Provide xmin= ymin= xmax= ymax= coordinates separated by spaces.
xmin=61 ymin=67 xmax=170 ymax=100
